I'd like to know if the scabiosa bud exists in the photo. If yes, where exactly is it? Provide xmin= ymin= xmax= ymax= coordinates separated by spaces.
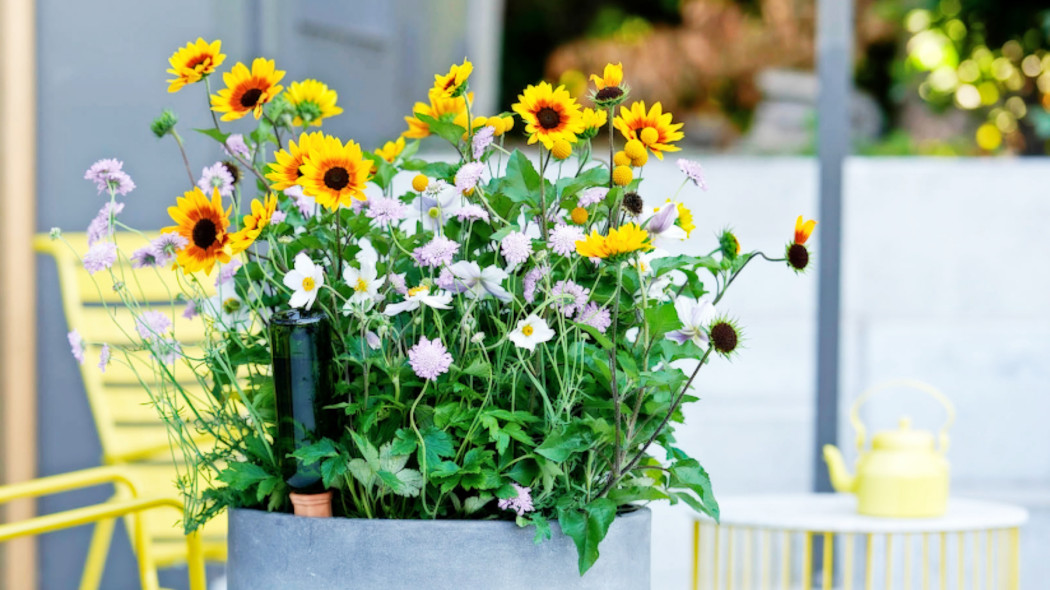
xmin=719 ymin=229 xmax=741 ymax=260
xmin=787 ymin=243 xmax=810 ymax=272
xmin=708 ymin=319 xmax=741 ymax=356
xmin=150 ymin=109 xmax=178 ymax=138
xmin=621 ymin=191 xmax=644 ymax=217
xmin=221 ymin=160 xmax=241 ymax=185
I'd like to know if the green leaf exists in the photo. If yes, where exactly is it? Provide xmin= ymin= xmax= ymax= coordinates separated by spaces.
xmin=556 ymin=166 xmax=608 ymax=201
xmin=320 ymin=456 xmax=348 ymax=488
xmin=669 ymin=459 xmax=719 ymax=520
xmin=415 ymin=113 xmax=465 ymax=147
xmin=573 ymin=321 xmax=614 ymax=350
xmin=501 ymin=150 xmax=541 ymax=203
xmin=289 ymin=438 xmax=338 ymax=466
xmin=418 ymin=426 xmax=455 ymax=468
xmin=463 ymin=494 xmax=492 ymax=514
xmin=217 ymin=461 xmax=271 ymax=491
xmin=194 ymin=127 xmax=231 ymax=144
xmin=535 ymin=425 xmax=589 ymax=463
xmin=462 ymin=358 xmax=492 ymax=379
xmin=644 ymin=301 xmax=682 ymax=340
xmin=558 ymin=498 xmax=617 ymax=574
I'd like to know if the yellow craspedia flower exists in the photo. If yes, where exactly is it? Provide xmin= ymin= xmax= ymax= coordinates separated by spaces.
xmin=210 ymin=58 xmax=285 ymax=121
xmin=512 ymin=82 xmax=585 ymax=149
xmin=674 ymin=201 xmax=695 ymax=237
xmin=624 ymin=139 xmax=646 ymax=161
xmin=574 ymin=223 xmax=652 ymax=259
xmin=402 ymin=92 xmax=472 ymax=139
xmin=614 ymin=101 xmax=684 ymax=160
xmin=166 ymin=38 xmax=225 ymax=93
xmin=590 ymin=62 xmax=624 ymax=90
xmin=501 ymin=115 xmax=515 ymax=134
xmin=298 ymin=134 xmax=372 ymax=210
xmin=487 ymin=116 xmax=506 ymax=135
xmin=432 ymin=59 xmax=473 ymax=99
xmin=412 ymin=174 xmax=429 ymax=192
xmin=285 ymin=79 xmax=343 ymax=127
xmin=613 ymin=151 xmax=632 ymax=167
xmin=453 ymin=112 xmax=489 ymax=140
xmin=571 ymin=207 xmax=589 ymax=224
xmin=551 ymin=139 xmax=573 ymax=160
xmin=266 ymin=131 xmax=322 ymax=191
xmin=163 ymin=187 xmax=233 ymax=275
xmin=374 ymin=136 xmax=406 ymax=163
xmin=612 ymin=165 xmax=633 ymax=186
xmin=631 ymin=150 xmax=648 ymax=167
xmin=229 ymin=193 xmax=278 ymax=253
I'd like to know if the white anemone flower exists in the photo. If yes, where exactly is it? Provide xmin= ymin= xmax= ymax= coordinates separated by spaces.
xmin=666 ymin=296 xmax=718 ymax=347
xmin=646 ymin=201 xmax=688 ymax=249
xmin=383 ymin=285 xmax=453 ymax=316
xmin=201 ymin=282 xmax=250 ymax=331
xmin=283 ymin=252 xmax=324 ymax=310
xmin=408 ymin=180 xmax=463 ymax=232
xmin=343 ymin=239 xmax=386 ymax=308
xmin=447 ymin=261 xmax=513 ymax=302
xmin=508 ymin=314 xmax=555 ymax=351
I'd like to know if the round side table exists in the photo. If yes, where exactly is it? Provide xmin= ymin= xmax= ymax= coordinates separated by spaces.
xmin=692 ymin=493 xmax=1028 ymax=590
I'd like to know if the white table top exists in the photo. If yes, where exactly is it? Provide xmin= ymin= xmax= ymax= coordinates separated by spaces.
xmin=704 ymin=494 xmax=1028 ymax=533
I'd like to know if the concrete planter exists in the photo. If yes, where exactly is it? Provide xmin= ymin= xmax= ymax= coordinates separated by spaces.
xmin=228 ymin=507 xmax=651 ymax=590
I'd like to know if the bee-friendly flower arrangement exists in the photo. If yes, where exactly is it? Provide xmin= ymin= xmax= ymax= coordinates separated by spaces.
xmin=65 ymin=40 xmax=817 ymax=574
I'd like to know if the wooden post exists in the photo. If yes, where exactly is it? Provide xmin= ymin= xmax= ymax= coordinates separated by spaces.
xmin=0 ymin=0 xmax=38 ymax=586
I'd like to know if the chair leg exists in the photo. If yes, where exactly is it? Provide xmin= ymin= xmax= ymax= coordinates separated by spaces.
xmin=78 ymin=517 xmax=116 ymax=590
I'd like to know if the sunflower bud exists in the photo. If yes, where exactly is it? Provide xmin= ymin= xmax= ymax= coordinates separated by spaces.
xmin=719 ymin=230 xmax=741 ymax=260
xmin=787 ymin=243 xmax=810 ymax=272
xmin=709 ymin=319 xmax=741 ymax=356
xmin=150 ymin=109 xmax=179 ymax=138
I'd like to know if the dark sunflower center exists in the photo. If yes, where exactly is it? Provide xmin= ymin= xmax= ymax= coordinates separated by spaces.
xmin=222 ymin=161 xmax=241 ymax=184
xmin=596 ymin=86 xmax=624 ymax=101
xmin=324 ymin=167 xmax=350 ymax=190
xmin=192 ymin=218 xmax=218 ymax=249
xmin=788 ymin=243 xmax=810 ymax=271
xmin=537 ymin=107 xmax=561 ymax=130
xmin=240 ymin=88 xmax=263 ymax=108
xmin=710 ymin=322 xmax=738 ymax=354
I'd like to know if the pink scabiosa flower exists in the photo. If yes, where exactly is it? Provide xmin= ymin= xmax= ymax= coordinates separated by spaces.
xmin=285 ymin=185 xmax=318 ymax=218
xmin=522 ymin=265 xmax=547 ymax=304
xmin=152 ymin=338 xmax=182 ymax=365
xmin=86 ymin=202 xmax=125 ymax=246
xmin=136 ymin=310 xmax=172 ymax=340
xmin=215 ymin=259 xmax=243 ymax=287
xmin=130 ymin=245 xmax=160 ymax=268
xmin=366 ymin=196 xmax=409 ymax=227
xmin=454 ymin=161 xmax=485 ymax=194
xmin=82 ymin=242 xmax=117 ymax=274
xmin=408 ymin=336 xmax=453 ymax=381
xmin=388 ymin=272 xmax=408 ymax=295
xmin=182 ymin=300 xmax=198 ymax=319
xmin=223 ymin=134 xmax=250 ymax=159
xmin=472 ymin=125 xmax=495 ymax=159
xmin=98 ymin=344 xmax=111 ymax=373
xmin=500 ymin=231 xmax=532 ymax=265
xmin=677 ymin=158 xmax=707 ymax=190
xmin=68 ymin=330 xmax=85 ymax=364
xmin=270 ymin=209 xmax=287 ymax=225
xmin=551 ymin=280 xmax=590 ymax=317
xmin=548 ymin=224 xmax=585 ymax=257
xmin=576 ymin=302 xmax=612 ymax=333
xmin=84 ymin=158 xmax=136 ymax=196
xmin=151 ymin=232 xmax=188 ymax=267
xmin=413 ymin=235 xmax=460 ymax=269
xmin=577 ymin=186 xmax=608 ymax=207
xmin=197 ymin=161 xmax=235 ymax=198
xmin=454 ymin=204 xmax=490 ymax=223
xmin=497 ymin=483 xmax=535 ymax=517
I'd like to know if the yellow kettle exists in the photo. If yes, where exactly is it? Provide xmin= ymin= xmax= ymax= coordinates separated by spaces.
xmin=823 ymin=380 xmax=954 ymax=518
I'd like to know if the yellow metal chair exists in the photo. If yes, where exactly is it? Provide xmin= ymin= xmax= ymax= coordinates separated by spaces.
xmin=35 ymin=232 xmax=227 ymax=589
xmin=0 ymin=466 xmax=205 ymax=590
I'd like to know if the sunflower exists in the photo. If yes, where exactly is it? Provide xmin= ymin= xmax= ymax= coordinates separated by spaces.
xmin=674 ymin=201 xmax=695 ymax=237
xmin=512 ymin=82 xmax=586 ymax=149
xmin=210 ymin=58 xmax=286 ymax=121
xmin=266 ymin=132 xmax=322 ymax=190
xmin=590 ymin=62 xmax=624 ymax=90
xmin=298 ymin=134 xmax=371 ymax=210
xmin=580 ymin=107 xmax=608 ymax=139
xmin=166 ymin=38 xmax=225 ymax=93
xmin=402 ymin=91 xmax=472 ymax=139
xmin=613 ymin=101 xmax=684 ymax=160
xmin=431 ymin=59 xmax=473 ymax=99
xmin=374 ymin=136 xmax=405 ymax=163
xmin=574 ymin=223 xmax=652 ymax=259
xmin=285 ymin=79 xmax=342 ymax=127
xmin=164 ymin=187 xmax=233 ymax=274
xmin=229 ymin=193 xmax=278 ymax=253
xmin=794 ymin=216 xmax=817 ymax=245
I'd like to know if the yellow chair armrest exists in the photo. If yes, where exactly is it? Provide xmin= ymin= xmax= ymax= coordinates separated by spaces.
xmin=0 ymin=465 xmax=140 ymax=503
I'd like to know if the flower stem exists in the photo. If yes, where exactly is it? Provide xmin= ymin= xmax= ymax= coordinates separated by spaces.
xmin=170 ymin=129 xmax=196 ymax=187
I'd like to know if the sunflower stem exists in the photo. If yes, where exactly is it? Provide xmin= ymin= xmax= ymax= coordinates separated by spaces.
xmin=537 ymin=146 xmax=551 ymax=242
xmin=170 ymin=129 xmax=196 ymax=187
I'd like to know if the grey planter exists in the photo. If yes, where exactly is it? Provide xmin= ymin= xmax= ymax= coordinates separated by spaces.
xmin=228 ymin=507 xmax=651 ymax=590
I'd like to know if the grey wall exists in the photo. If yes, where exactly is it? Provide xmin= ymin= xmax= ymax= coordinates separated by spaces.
xmin=35 ymin=1 xmax=489 ymax=587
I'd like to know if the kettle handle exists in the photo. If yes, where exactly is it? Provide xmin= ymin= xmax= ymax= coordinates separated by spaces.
xmin=850 ymin=379 xmax=955 ymax=454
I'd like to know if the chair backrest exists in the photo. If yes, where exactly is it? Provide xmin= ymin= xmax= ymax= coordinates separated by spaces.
xmin=35 ymin=232 xmax=216 ymax=465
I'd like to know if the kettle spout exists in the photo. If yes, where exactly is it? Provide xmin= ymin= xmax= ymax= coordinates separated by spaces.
xmin=822 ymin=445 xmax=856 ymax=493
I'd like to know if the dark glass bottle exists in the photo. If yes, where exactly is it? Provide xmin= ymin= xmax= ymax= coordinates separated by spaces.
xmin=270 ymin=309 xmax=337 ymax=494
